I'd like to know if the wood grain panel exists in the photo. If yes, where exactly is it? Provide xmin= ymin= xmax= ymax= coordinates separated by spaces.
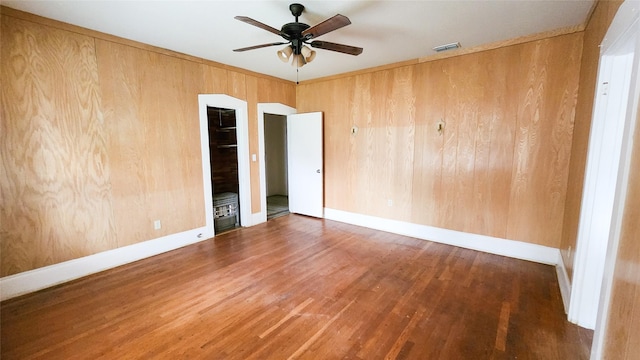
xmin=95 ymin=39 xmax=204 ymax=247
xmin=560 ymin=0 xmax=623 ymax=281
xmin=411 ymin=61 xmax=445 ymax=225
xmin=0 ymin=16 xmax=116 ymax=276
xmin=257 ymin=77 xmax=296 ymax=109
xmin=227 ymin=71 xmax=247 ymax=101
xmin=506 ymin=34 xmax=582 ymax=247
xmin=330 ymin=77 xmax=355 ymax=212
xmin=202 ymin=64 xmax=228 ymax=94
xmin=347 ymin=74 xmax=370 ymax=214
xmin=466 ymin=47 xmax=516 ymax=238
xmin=602 ymin=108 xmax=640 ymax=359
xmin=440 ymin=55 xmax=480 ymax=232
xmin=370 ymin=66 xmax=415 ymax=220
xmin=435 ymin=48 xmax=516 ymax=237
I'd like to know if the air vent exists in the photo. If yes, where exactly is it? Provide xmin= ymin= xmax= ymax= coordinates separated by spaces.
xmin=433 ymin=42 xmax=461 ymax=52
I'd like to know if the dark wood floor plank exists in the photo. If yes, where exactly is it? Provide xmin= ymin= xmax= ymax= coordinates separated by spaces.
xmin=1 ymin=215 xmax=592 ymax=359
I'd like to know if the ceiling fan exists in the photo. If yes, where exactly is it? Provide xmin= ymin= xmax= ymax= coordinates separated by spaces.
xmin=233 ymin=3 xmax=363 ymax=68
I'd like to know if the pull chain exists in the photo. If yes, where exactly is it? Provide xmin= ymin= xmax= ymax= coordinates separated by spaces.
xmin=296 ymin=68 xmax=299 ymax=85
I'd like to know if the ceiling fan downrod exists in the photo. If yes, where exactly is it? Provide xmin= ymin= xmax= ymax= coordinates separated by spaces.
xmin=289 ymin=3 xmax=304 ymax=22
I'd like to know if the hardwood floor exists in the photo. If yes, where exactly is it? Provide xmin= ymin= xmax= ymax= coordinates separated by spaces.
xmin=1 ymin=215 xmax=592 ymax=359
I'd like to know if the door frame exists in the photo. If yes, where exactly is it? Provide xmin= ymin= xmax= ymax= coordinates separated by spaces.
xmin=198 ymin=94 xmax=251 ymax=232
xmin=256 ymin=103 xmax=297 ymax=224
xmin=587 ymin=1 xmax=640 ymax=357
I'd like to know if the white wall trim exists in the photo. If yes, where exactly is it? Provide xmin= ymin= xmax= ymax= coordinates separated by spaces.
xmin=556 ymin=252 xmax=572 ymax=314
xmin=250 ymin=212 xmax=265 ymax=227
xmin=591 ymin=2 xmax=640 ymax=357
xmin=324 ymin=208 xmax=560 ymax=265
xmin=570 ymin=1 xmax=640 ymax=332
xmin=257 ymin=103 xmax=297 ymax=225
xmin=0 ymin=229 xmax=211 ymax=301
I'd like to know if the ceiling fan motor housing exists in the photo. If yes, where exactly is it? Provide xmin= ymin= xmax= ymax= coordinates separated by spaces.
xmin=281 ymin=22 xmax=310 ymax=54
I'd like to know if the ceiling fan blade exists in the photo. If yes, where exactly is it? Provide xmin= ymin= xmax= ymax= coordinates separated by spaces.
xmin=234 ymin=16 xmax=282 ymax=36
xmin=301 ymin=14 xmax=351 ymax=39
xmin=310 ymin=40 xmax=363 ymax=56
xmin=233 ymin=42 xmax=288 ymax=52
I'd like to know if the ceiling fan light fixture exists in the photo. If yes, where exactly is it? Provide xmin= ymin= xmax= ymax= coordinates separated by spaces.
xmin=291 ymin=54 xmax=306 ymax=68
xmin=277 ymin=45 xmax=293 ymax=62
xmin=301 ymin=45 xmax=316 ymax=63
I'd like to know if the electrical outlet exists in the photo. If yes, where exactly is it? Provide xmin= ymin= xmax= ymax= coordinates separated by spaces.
xmin=387 ymin=199 xmax=393 ymax=207
xmin=154 ymin=220 xmax=161 ymax=230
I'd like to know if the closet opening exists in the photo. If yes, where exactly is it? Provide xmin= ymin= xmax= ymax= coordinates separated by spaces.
xmin=207 ymin=106 xmax=240 ymax=234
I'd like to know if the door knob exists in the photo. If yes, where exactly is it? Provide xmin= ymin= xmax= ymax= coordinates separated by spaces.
xmin=316 ymin=169 xmax=321 ymax=173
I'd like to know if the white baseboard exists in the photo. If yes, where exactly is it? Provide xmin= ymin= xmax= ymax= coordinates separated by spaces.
xmin=556 ymin=252 xmax=572 ymax=314
xmin=0 ymin=227 xmax=213 ymax=301
xmin=2 ymin=209 xmax=563 ymax=301
xmin=324 ymin=208 xmax=560 ymax=265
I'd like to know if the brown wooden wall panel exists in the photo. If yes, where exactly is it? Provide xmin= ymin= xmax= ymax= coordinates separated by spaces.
xmin=602 ymin=107 xmax=640 ymax=359
xmin=413 ymin=48 xmax=516 ymax=239
xmin=345 ymin=75 xmax=369 ymax=214
xmin=95 ymin=39 xmax=205 ymax=247
xmin=560 ymin=0 xmax=623 ymax=281
xmin=439 ymin=48 xmax=517 ymax=238
xmin=0 ymin=16 xmax=117 ymax=276
xmin=411 ymin=61 xmax=445 ymax=227
xmin=506 ymin=35 xmax=582 ymax=247
xmin=370 ymin=66 xmax=416 ymax=220
xmin=439 ymin=55 xmax=481 ymax=233
xmin=227 ymin=71 xmax=247 ymax=101
xmin=257 ymin=77 xmax=296 ymax=109
xmin=202 ymin=65 xmax=228 ymax=94
xmin=297 ymin=33 xmax=583 ymax=248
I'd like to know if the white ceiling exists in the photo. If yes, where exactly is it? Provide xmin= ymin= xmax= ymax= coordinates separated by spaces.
xmin=3 ymin=0 xmax=595 ymax=82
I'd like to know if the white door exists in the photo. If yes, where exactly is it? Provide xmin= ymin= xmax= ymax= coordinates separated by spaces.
xmin=287 ymin=112 xmax=323 ymax=218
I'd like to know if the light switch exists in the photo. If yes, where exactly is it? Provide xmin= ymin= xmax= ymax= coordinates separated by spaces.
xmin=252 ymin=154 xmax=257 ymax=162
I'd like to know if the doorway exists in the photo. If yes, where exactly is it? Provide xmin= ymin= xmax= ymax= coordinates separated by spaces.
xmin=207 ymin=106 xmax=241 ymax=234
xmin=198 ymin=94 xmax=250 ymax=234
xmin=264 ymin=113 xmax=290 ymax=220
xmin=257 ymin=104 xmax=324 ymax=223
xmin=257 ymin=103 xmax=296 ymax=224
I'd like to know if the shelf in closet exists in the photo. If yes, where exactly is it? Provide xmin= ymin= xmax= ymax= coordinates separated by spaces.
xmin=216 ymin=127 xmax=237 ymax=132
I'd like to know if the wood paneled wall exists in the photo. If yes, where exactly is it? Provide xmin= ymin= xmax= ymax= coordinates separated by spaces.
xmin=0 ymin=7 xmax=295 ymax=276
xmin=559 ymin=0 xmax=623 ymax=282
xmin=0 ymin=16 xmax=117 ymax=275
xmin=297 ymin=33 xmax=583 ymax=247
xmin=96 ymin=39 xmax=205 ymax=247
